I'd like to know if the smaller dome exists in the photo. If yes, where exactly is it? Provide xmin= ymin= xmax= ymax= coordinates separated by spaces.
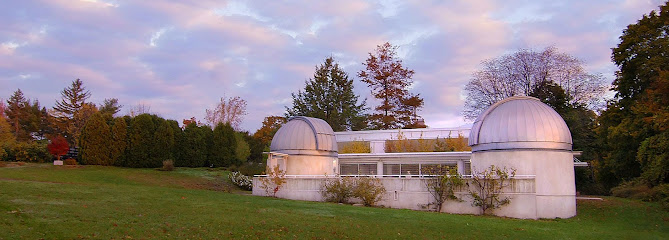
xmin=270 ymin=116 xmax=337 ymax=156
xmin=469 ymin=96 xmax=572 ymax=152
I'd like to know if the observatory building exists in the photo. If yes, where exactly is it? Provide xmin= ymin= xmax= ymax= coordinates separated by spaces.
xmin=268 ymin=116 xmax=338 ymax=175
xmin=256 ymin=96 xmax=578 ymax=219
xmin=469 ymin=96 xmax=576 ymax=218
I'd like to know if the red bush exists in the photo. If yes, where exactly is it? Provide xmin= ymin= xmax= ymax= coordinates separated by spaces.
xmin=47 ymin=136 xmax=69 ymax=160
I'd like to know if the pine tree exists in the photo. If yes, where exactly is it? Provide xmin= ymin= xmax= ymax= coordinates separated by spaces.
xmin=5 ymin=89 xmax=29 ymax=140
xmin=109 ymin=117 xmax=127 ymax=166
xmin=235 ymin=132 xmax=250 ymax=164
xmin=80 ymin=112 xmax=111 ymax=165
xmin=287 ymin=56 xmax=367 ymax=131
xmin=53 ymin=79 xmax=92 ymax=145
xmin=54 ymin=79 xmax=91 ymax=117
xmin=358 ymin=42 xmax=424 ymax=129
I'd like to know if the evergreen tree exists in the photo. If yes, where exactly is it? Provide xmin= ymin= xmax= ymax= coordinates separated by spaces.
xmin=127 ymin=114 xmax=156 ymax=168
xmin=200 ymin=125 xmax=214 ymax=167
xmin=287 ymin=56 xmax=367 ymax=131
xmin=53 ymin=79 xmax=92 ymax=145
xmin=109 ymin=117 xmax=127 ymax=166
xmin=211 ymin=123 xmax=236 ymax=167
xmin=99 ymin=98 xmax=122 ymax=117
xmin=53 ymin=79 xmax=91 ymax=117
xmin=5 ymin=89 xmax=29 ymax=140
xmin=181 ymin=123 xmax=207 ymax=167
xmin=153 ymin=120 xmax=175 ymax=165
xmin=79 ymin=112 xmax=111 ymax=165
xmin=167 ymin=120 xmax=183 ymax=166
xmin=358 ymin=42 xmax=424 ymax=129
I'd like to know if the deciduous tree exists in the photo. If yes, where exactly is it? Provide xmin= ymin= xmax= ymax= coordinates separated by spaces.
xmin=463 ymin=47 xmax=606 ymax=120
xmin=596 ymin=2 xmax=669 ymax=188
xmin=358 ymin=42 xmax=424 ymax=129
xmin=253 ymin=116 xmax=286 ymax=147
xmin=205 ymin=96 xmax=247 ymax=131
xmin=47 ymin=136 xmax=69 ymax=161
xmin=287 ymin=56 xmax=367 ymax=131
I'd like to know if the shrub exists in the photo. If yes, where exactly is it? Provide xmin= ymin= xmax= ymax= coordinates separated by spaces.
xmin=339 ymin=140 xmax=371 ymax=154
xmin=468 ymin=165 xmax=516 ymax=215
xmin=162 ymin=160 xmax=175 ymax=171
xmin=48 ymin=136 xmax=69 ymax=161
xmin=229 ymin=171 xmax=253 ymax=190
xmin=258 ymin=165 xmax=286 ymax=197
xmin=421 ymin=165 xmax=464 ymax=212
xmin=321 ymin=177 xmax=356 ymax=203
xmin=238 ymin=162 xmax=265 ymax=176
xmin=64 ymin=158 xmax=78 ymax=165
xmin=353 ymin=177 xmax=386 ymax=207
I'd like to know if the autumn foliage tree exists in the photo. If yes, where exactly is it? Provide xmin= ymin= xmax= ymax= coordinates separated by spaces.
xmin=47 ymin=136 xmax=69 ymax=161
xmin=359 ymin=42 xmax=424 ymax=129
xmin=80 ymin=112 xmax=112 ymax=165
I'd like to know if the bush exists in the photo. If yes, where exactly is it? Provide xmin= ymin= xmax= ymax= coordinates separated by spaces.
xmin=64 ymin=158 xmax=78 ymax=165
xmin=238 ymin=162 xmax=265 ymax=176
xmin=321 ymin=177 xmax=356 ymax=203
xmin=468 ymin=165 xmax=516 ymax=215
xmin=353 ymin=177 xmax=386 ymax=207
xmin=162 ymin=160 xmax=175 ymax=171
xmin=229 ymin=171 xmax=252 ymax=190
xmin=258 ymin=165 xmax=286 ymax=197
xmin=8 ymin=142 xmax=52 ymax=163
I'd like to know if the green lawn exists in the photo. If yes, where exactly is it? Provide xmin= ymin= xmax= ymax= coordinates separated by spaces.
xmin=0 ymin=163 xmax=667 ymax=239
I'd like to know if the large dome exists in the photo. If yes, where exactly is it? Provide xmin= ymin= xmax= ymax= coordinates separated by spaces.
xmin=468 ymin=96 xmax=572 ymax=152
xmin=270 ymin=116 xmax=337 ymax=155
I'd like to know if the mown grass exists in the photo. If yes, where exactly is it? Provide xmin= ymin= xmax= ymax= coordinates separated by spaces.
xmin=0 ymin=163 xmax=667 ymax=239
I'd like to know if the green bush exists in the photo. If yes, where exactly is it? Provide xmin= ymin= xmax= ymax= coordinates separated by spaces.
xmin=353 ymin=177 xmax=386 ymax=207
xmin=6 ymin=141 xmax=51 ymax=163
xmin=321 ymin=177 xmax=356 ymax=203
xmin=238 ymin=162 xmax=265 ymax=176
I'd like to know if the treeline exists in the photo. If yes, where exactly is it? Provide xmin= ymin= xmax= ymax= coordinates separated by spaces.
xmin=1 ymin=79 xmax=268 ymax=169
xmin=79 ymin=113 xmax=260 ymax=168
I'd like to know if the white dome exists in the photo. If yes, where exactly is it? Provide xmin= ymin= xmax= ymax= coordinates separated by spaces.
xmin=468 ymin=96 xmax=572 ymax=152
xmin=270 ymin=116 xmax=338 ymax=156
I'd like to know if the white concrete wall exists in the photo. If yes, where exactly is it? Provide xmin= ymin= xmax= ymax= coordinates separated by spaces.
xmin=252 ymin=177 xmax=539 ymax=219
xmin=470 ymin=150 xmax=576 ymax=218
xmin=268 ymin=155 xmax=337 ymax=176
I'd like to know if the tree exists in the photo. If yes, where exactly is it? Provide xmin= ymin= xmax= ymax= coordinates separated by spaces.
xmin=253 ymin=116 xmax=286 ymax=147
xmin=205 ymin=96 xmax=247 ymax=131
xmin=463 ymin=47 xmax=606 ymax=120
xmin=0 ymin=116 xmax=16 ymax=150
xmin=99 ymin=98 xmax=122 ymax=116
xmin=126 ymin=103 xmax=151 ymax=117
xmin=235 ymin=132 xmax=251 ymax=163
xmin=53 ymin=79 xmax=92 ymax=145
xmin=596 ymin=2 xmax=669 ymax=188
xmin=109 ymin=117 xmax=127 ymax=166
xmin=126 ymin=114 xmax=156 ymax=168
xmin=211 ymin=123 xmax=236 ymax=167
xmin=180 ymin=123 xmax=207 ymax=167
xmin=47 ymin=136 xmax=69 ymax=161
xmin=358 ymin=42 xmax=424 ymax=129
xmin=287 ymin=56 xmax=368 ymax=131
xmin=5 ymin=89 xmax=29 ymax=140
xmin=153 ymin=120 xmax=175 ymax=165
xmin=79 ymin=112 xmax=111 ymax=165
xmin=70 ymin=103 xmax=98 ymax=146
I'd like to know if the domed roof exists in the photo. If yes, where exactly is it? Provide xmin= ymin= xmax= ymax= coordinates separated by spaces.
xmin=270 ymin=116 xmax=338 ymax=155
xmin=468 ymin=96 xmax=572 ymax=152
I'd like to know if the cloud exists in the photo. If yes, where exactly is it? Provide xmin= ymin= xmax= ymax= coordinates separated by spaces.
xmin=0 ymin=0 xmax=664 ymax=131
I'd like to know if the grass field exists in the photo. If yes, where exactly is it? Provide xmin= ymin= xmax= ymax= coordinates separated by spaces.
xmin=1 ymin=163 xmax=667 ymax=239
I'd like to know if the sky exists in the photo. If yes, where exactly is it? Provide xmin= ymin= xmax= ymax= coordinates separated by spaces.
xmin=1 ymin=0 xmax=665 ymax=132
